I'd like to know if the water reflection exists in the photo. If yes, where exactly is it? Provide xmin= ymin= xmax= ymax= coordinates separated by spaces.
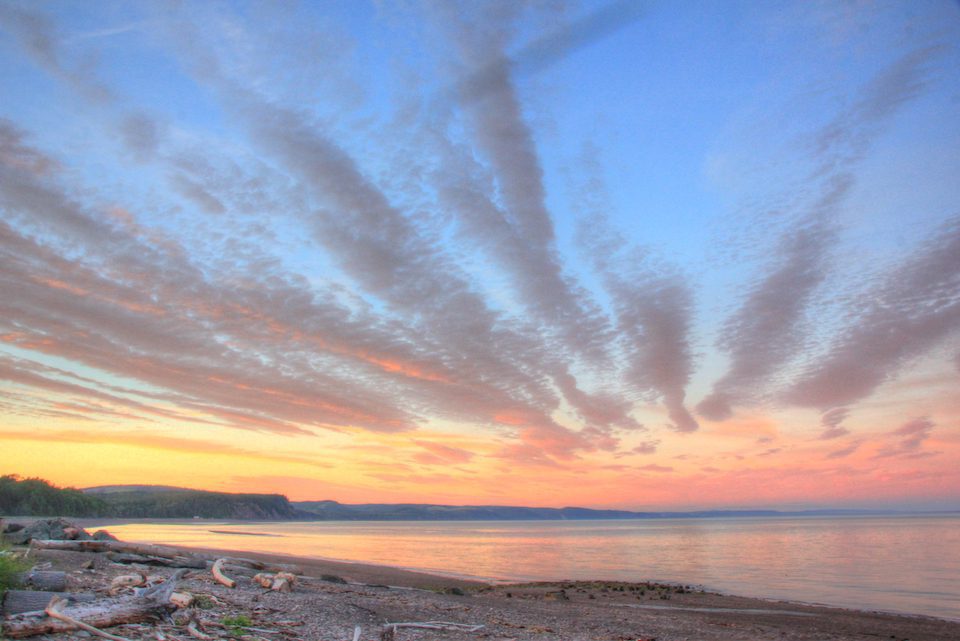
xmin=94 ymin=515 xmax=960 ymax=620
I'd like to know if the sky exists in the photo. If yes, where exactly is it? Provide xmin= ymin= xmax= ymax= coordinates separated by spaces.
xmin=0 ymin=0 xmax=958 ymax=511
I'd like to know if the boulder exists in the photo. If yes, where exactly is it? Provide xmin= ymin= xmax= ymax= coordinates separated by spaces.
xmin=4 ymin=519 xmax=116 ymax=544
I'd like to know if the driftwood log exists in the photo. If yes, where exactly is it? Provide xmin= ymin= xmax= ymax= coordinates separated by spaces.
xmin=210 ymin=559 xmax=236 ymax=588
xmin=30 ymin=540 xmax=299 ymax=574
xmin=0 ymin=569 xmax=187 ymax=639
xmin=17 ymin=570 xmax=67 ymax=592
xmin=108 ymin=552 xmax=207 ymax=569
xmin=204 ymin=556 xmax=302 ymax=575
xmin=31 ymin=540 xmax=183 ymax=558
xmin=2 ymin=590 xmax=96 ymax=616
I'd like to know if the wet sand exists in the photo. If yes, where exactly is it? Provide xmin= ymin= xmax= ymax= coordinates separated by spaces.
xmin=120 ymin=542 xmax=960 ymax=640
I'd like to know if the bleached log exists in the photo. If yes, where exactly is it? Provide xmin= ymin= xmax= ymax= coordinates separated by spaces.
xmin=270 ymin=576 xmax=292 ymax=593
xmin=32 ymin=540 xmax=185 ymax=558
xmin=108 ymin=552 xmax=207 ymax=569
xmin=380 ymin=620 xmax=485 ymax=639
xmin=1 ymin=571 xmax=186 ymax=639
xmin=215 ymin=556 xmax=302 ymax=575
xmin=45 ymin=596 xmax=132 ymax=641
xmin=211 ymin=559 xmax=236 ymax=588
xmin=2 ymin=590 xmax=95 ymax=616
xmin=252 ymin=573 xmax=274 ymax=588
xmin=17 ymin=570 xmax=67 ymax=592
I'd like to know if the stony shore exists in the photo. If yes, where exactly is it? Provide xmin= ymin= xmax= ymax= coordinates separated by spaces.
xmin=2 ymin=521 xmax=959 ymax=640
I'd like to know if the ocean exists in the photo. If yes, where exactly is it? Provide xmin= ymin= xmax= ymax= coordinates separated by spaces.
xmin=93 ymin=514 xmax=960 ymax=620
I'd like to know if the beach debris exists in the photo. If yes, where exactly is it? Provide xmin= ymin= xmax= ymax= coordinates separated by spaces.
xmin=1 ymin=570 xmax=187 ymax=638
xmin=169 ymin=591 xmax=194 ymax=608
xmin=17 ymin=570 xmax=67 ymax=592
xmin=271 ymin=571 xmax=296 ymax=592
xmin=185 ymin=611 xmax=212 ymax=640
xmin=253 ymin=572 xmax=274 ymax=588
xmin=44 ymin=595 xmax=132 ymax=641
xmin=251 ymin=571 xmax=297 ymax=592
xmin=108 ymin=552 xmax=207 ymax=568
xmin=109 ymin=572 xmax=148 ymax=595
xmin=380 ymin=620 xmax=485 ymax=640
xmin=32 ymin=539 xmax=180 ymax=558
xmin=211 ymin=558 xmax=236 ymax=588
xmin=2 ymin=590 xmax=96 ymax=616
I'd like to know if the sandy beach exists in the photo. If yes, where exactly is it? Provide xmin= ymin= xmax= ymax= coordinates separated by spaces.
xmin=5 ymin=527 xmax=959 ymax=641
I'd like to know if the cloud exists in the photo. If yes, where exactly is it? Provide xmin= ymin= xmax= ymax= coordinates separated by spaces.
xmin=639 ymin=464 xmax=673 ymax=473
xmin=873 ymin=417 xmax=936 ymax=459
xmin=426 ymin=2 xmax=613 ymax=365
xmin=699 ymin=46 xmax=944 ymax=421
xmin=0 ymin=429 xmax=324 ymax=468
xmin=575 ymin=147 xmax=699 ymax=433
xmin=0 ymin=4 xmax=112 ymax=103
xmin=119 ymin=113 xmax=161 ymax=163
xmin=818 ymin=407 xmax=850 ymax=440
xmin=412 ymin=440 xmax=475 ymax=465
xmin=784 ymin=216 xmax=960 ymax=409
xmin=825 ymin=440 xmax=862 ymax=460
xmin=632 ymin=440 xmax=659 ymax=455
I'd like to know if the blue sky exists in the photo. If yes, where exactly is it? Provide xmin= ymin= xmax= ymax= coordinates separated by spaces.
xmin=1 ymin=0 xmax=958 ymax=508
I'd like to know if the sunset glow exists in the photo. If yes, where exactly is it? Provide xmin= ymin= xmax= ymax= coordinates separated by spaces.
xmin=1 ymin=1 xmax=958 ymax=510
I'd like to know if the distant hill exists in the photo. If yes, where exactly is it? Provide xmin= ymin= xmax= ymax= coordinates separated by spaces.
xmin=3 ymin=477 xmax=916 ymax=521
xmin=293 ymin=500 xmax=899 ymax=521
xmin=299 ymin=500 xmax=730 ymax=520
xmin=1 ymin=475 xmax=109 ymax=517
xmin=83 ymin=486 xmax=312 ymax=520
xmin=84 ymin=485 xmax=191 ymax=494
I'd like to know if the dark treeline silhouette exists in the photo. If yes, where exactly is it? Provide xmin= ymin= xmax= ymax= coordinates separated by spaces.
xmin=0 ymin=475 xmax=107 ymax=517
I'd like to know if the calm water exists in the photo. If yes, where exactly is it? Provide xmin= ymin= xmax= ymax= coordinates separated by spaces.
xmin=93 ymin=515 xmax=960 ymax=620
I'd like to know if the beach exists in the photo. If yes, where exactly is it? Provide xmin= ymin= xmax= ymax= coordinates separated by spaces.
xmin=6 ymin=527 xmax=960 ymax=641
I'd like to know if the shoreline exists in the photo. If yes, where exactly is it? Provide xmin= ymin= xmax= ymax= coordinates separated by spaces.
xmin=168 ymin=542 xmax=960 ymax=625
xmin=6 ymin=523 xmax=960 ymax=640
xmin=30 ymin=516 xmax=960 ymax=623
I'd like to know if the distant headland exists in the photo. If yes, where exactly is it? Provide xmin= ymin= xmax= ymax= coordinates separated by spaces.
xmin=4 ymin=475 xmax=942 ymax=522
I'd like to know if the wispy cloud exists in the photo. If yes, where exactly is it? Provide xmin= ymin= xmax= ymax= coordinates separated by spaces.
xmin=784 ymin=216 xmax=960 ymax=409
xmin=873 ymin=417 xmax=937 ymax=459
xmin=818 ymin=407 xmax=850 ymax=440
xmin=699 ymin=46 xmax=945 ymax=421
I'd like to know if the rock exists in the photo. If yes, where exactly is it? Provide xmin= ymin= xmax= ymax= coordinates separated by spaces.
xmin=92 ymin=529 xmax=118 ymax=541
xmin=9 ymin=518 xmax=103 ymax=544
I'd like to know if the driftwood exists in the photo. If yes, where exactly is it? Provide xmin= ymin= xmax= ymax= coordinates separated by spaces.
xmin=211 ymin=559 xmax=236 ymax=588
xmin=109 ymin=572 xmax=148 ymax=595
xmin=2 ymin=590 xmax=96 ymax=616
xmin=1 ymin=570 xmax=187 ymax=639
xmin=206 ymin=556 xmax=302 ymax=575
xmin=17 ymin=570 xmax=67 ymax=592
xmin=253 ymin=573 xmax=274 ymax=588
xmin=185 ymin=613 xmax=211 ymax=641
xmin=380 ymin=621 xmax=485 ymax=640
xmin=251 ymin=571 xmax=297 ymax=592
xmin=45 ymin=596 xmax=132 ymax=641
xmin=108 ymin=552 xmax=207 ymax=569
xmin=30 ymin=540 xmax=296 ymax=574
xmin=31 ymin=540 xmax=184 ymax=558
